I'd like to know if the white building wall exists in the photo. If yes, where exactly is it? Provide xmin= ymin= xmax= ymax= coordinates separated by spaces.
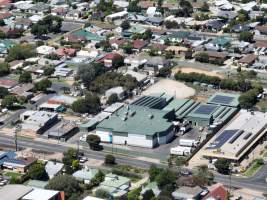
xmin=113 ymin=134 xmax=154 ymax=148
xmin=96 ymin=130 xmax=112 ymax=143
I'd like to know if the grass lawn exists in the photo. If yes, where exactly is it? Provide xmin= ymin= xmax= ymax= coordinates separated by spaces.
xmin=243 ymin=160 xmax=264 ymax=177
xmin=4 ymin=171 xmax=22 ymax=179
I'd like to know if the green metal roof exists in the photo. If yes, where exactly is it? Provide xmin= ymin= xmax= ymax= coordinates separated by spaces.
xmin=25 ymin=180 xmax=48 ymax=189
xmin=207 ymin=92 xmax=240 ymax=107
xmin=101 ymin=173 xmax=130 ymax=188
xmin=211 ymin=37 xmax=231 ymax=46
xmin=163 ymin=99 xmax=190 ymax=112
xmin=97 ymin=105 xmax=173 ymax=136
xmin=73 ymin=30 xmax=105 ymax=42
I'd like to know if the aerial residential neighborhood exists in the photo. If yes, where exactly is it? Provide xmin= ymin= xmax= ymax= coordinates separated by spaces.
xmin=0 ymin=0 xmax=267 ymax=199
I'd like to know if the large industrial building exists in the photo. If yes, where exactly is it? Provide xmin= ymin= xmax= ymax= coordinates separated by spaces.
xmin=96 ymin=92 xmax=240 ymax=148
xmin=96 ymin=105 xmax=175 ymax=148
xmin=203 ymin=110 xmax=267 ymax=162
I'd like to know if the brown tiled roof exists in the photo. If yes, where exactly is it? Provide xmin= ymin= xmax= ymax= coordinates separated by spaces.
xmin=239 ymin=54 xmax=257 ymax=64
xmin=0 ymin=12 xmax=11 ymax=20
xmin=138 ymin=1 xmax=155 ymax=8
xmin=255 ymin=40 xmax=267 ymax=48
xmin=133 ymin=40 xmax=149 ymax=49
xmin=256 ymin=25 xmax=267 ymax=33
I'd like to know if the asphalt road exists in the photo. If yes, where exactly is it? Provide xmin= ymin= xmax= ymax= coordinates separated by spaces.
xmin=0 ymin=135 xmax=266 ymax=191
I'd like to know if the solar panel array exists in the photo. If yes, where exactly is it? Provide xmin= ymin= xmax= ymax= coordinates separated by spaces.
xmin=194 ymin=105 xmax=217 ymax=115
xmin=210 ymin=95 xmax=234 ymax=105
xmin=207 ymin=129 xmax=239 ymax=149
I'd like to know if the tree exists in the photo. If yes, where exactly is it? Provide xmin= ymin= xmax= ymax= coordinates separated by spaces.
xmin=44 ymin=66 xmax=55 ymax=76
xmin=105 ymin=154 xmax=116 ymax=165
xmin=5 ymin=44 xmax=35 ymax=62
xmin=128 ymin=187 xmax=141 ymax=200
xmin=0 ymin=30 xmax=6 ymax=39
xmin=214 ymin=158 xmax=231 ymax=174
xmin=123 ymin=43 xmax=133 ymax=54
xmin=46 ymin=174 xmax=81 ymax=199
xmin=19 ymin=71 xmax=32 ymax=83
xmin=62 ymin=148 xmax=79 ymax=174
xmin=34 ymin=79 xmax=52 ymax=92
xmin=95 ymin=189 xmax=110 ymax=199
xmin=45 ymin=53 xmax=60 ymax=60
xmin=76 ymin=62 xmax=106 ymax=88
xmin=107 ymin=93 xmax=119 ymax=105
xmin=238 ymin=89 xmax=258 ymax=109
xmin=142 ymin=189 xmax=155 ymax=200
xmin=177 ymin=0 xmax=193 ymax=17
xmin=28 ymin=163 xmax=49 ymax=181
xmin=86 ymin=134 xmax=101 ymax=150
xmin=175 ymin=156 xmax=187 ymax=167
xmin=148 ymin=165 xmax=162 ymax=181
xmin=201 ymin=2 xmax=209 ymax=12
xmin=90 ymin=170 xmax=105 ymax=186
xmin=121 ymin=20 xmax=130 ymax=30
xmin=195 ymin=52 xmax=209 ymax=63
xmin=31 ymin=24 xmax=48 ymax=38
xmin=1 ymin=95 xmax=17 ymax=109
xmin=155 ymin=169 xmax=176 ymax=188
xmin=0 ymin=87 xmax=9 ymax=98
xmin=71 ymin=92 xmax=101 ymax=114
xmin=158 ymin=67 xmax=172 ymax=78
xmin=143 ymin=29 xmax=153 ymax=40
xmin=239 ymin=31 xmax=254 ymax=42
xmin=0 ymin=62 xmax=10 ymax=76
xmin=127 ymin=0 xmax=141 ymax=12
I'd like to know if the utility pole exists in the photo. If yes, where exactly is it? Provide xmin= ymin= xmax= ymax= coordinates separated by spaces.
xmin=14 ymin=125 xmax=21 ymax=152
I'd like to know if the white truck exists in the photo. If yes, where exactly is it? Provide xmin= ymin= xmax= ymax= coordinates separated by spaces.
xmin=170 ymin=146 xmax=192 ymax=156
xmin=179 ymin=138 xmax=199 ymax=147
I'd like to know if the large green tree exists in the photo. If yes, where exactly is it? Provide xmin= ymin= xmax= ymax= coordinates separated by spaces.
xmin=0 ymin=62 xmax=10 ymax=76
xmin=19 ymin=71 xmax=32 ymax=83
xmin=214 ymin=158 xmax=231 ymax=174
xmin=34 ymin=79 xmax=52 ymax=92
xmin=5 ymin=44 xmax=35 ymax=62
xmin=28 ymin=163 xmax=49 ymax=181
xmin=1 ymin=95 xmax=18 ymax=109
xmin=71 ymin=92 xmax=101 ymax=114
xmin=46 ymin=174 xmax=81 ymax=199
xmin=62 ymin=148 xmax=79 ymax=174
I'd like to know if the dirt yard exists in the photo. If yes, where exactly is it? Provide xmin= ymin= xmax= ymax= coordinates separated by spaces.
xmin=172 ymin=67 xmax=224 ymax=78
xmin=142 ymin=79 xmax=195 ymax=99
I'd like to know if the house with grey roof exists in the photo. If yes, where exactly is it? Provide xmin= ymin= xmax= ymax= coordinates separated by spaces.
xmin=45 ymin=161 xmax=64 ymax=179
xmin=172 ymin=186 xmax=203 ymax=200
xmin=94 ymin=173 xmax=131 ymax=199
xmin=73 ymin=168 xmax=99 ymax=184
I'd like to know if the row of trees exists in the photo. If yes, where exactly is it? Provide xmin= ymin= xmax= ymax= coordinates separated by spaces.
xmin=174 ymin=71 xmax=254 ymax=92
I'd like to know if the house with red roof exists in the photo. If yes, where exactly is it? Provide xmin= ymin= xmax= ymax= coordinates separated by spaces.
xmin=132 ymin=40 xmax=149 ymax=53
xmin=0 ymin=12 xmax=12 ymax=21
xmin=97 ymin=53 xmax=123 ymax=68
xmin=56 ymin=48 xmax=76 ymax=57
xmin=0 ymin=0 xmax=11 ymax=9
xmin=202 ymin=183 xmax=228 ymax=200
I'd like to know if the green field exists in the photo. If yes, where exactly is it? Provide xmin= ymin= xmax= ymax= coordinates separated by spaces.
xmin=243 ymin=160 xmax=264 ymax=177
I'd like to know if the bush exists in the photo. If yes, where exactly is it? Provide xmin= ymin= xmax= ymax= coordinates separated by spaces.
xmin=105 ymin=154 xmax=116 ymax=165
xmin=95 ymin=189 xmax=110 ymax=199
xmin=86 ymin=134 xmax=101 ymax=150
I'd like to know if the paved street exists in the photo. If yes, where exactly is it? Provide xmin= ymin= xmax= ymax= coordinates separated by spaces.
xmin=0 ymin=135 xmax=266 ymax=191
